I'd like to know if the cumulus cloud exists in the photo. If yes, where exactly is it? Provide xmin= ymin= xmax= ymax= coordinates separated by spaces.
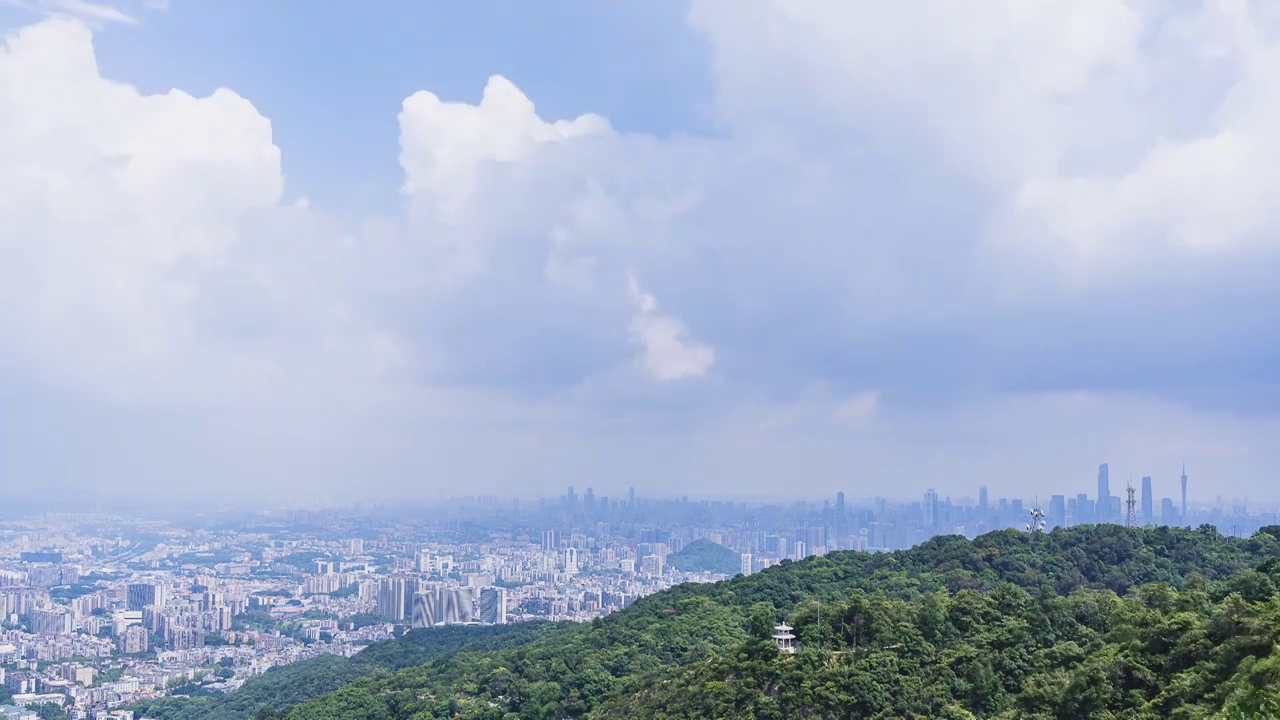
xmin=626 ymin=274 xmax=714 ymax=381
xmin=0 ymin=18 xmax=400 ymax=407
xmin=5 ymin=5 xmax=1280 ymax=500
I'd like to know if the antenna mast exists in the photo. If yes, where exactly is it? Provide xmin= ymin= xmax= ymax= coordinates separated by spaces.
xmin=1125 ymin=483 xmax=1137 ymax=527
xmin=1026 ymin=500 xmax=1046 ymax=533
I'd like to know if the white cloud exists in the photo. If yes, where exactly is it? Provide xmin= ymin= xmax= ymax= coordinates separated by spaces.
xmin=46 ymin=0 xmax=134 ymax=25
xmin=6 ymin=7 xmax=1280 ymax=499
xmin=689 ymin=0 xmax=1280 ymax=271
xmin=626 ymin=274 xmax=714 ymax=381
xmin=0 ymin=18 xmax=395 ymax=403
xmin=835 ymin=391 xmax=880 ymax=425
xmin=400 ymin=75 xmax=610 ymax=215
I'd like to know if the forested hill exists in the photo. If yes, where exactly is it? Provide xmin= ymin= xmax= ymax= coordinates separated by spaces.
xmin=258 ymin=524 xmax=1280 ymax=719
xmin=667 ymin=538 xmax=740 ymax=575
xmin=129 ymin=622 xmax=561 ymax=720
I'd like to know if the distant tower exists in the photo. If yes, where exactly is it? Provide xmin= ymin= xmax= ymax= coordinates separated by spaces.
xmin=1140 ymin=476 xmax=1153 ymax=526
xmin=1125 ymin=483 xmax=1137 ymax=527
xmin=923 ymin=488 xmax=939 ymax=530
xmin=835 ymin=492 xmax=846 ymax=549
xmin=1180 ymin=464 xmax=1188 ymax=525
xmin=978 ymin=485 xmax=989 ymax=514
xmin=1026 ymin=502 xmax=1046 ymax=533
xmin=1097 ymin=463 xmax=1111 ymax=522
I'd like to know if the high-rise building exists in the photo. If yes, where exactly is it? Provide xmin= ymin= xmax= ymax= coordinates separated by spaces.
xmin=1097 ymin=463 xmax=1111 ymax=522
xmin=479 ymin=587 xmax=507 ymax=625
xmin=1141 ymin=476 xmax=1154 ymax=525
xmin=978 ymin=486 xmax=989 ymax=514
xmin=924 ymin=488 xmax=939 ymax=529
xmin=834 ymin=492 xmax=846 ymax=549
xmin=1075 ymin=493 xmax=1091 ymax=524
xmin=1049 ymin=495 xmax=1066 ymax=528
xmin=376 ymin=577 xmax=419 ymax=621
xmin=542 ymin=530 xmax=559 ymax=551
xmin=29 ymin=608 xmax=72 ymax=635
xmin=1161 ymin=497 xmax=1177 ymax=526
xmin=127 ymin=583 xmax=165 ymax=612
xmin=1181 ymin=463 xmax=1188 ymax=525
xmin=348 ymin=538 xmax=364 ymax=556
xmin=628 ymin=486 xmax=636 ymax=508
xmin=740 ymin=553 xmax=753 ymax=577
xmin=119 ymin=625 xmax=148 ymax=654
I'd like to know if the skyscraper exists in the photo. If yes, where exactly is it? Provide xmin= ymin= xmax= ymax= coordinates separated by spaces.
xmin=1097 ymin=463 xmax=1111 ymax=523
xmin=1141 ymin=476 xmax=1153 ymax=526
xmin=479 ymin=587 xmax=507 ymax=625
xmin=412 ymin=586 xmax=475 ymax=627
xmin=377 ymin=577 xmax=404 ymax=620
xmin=1075 ymin=493 xmax=1091 ymax=524
xmin=923 ymin=488 xmax=939 ymax=529
xmin=1049 ymin=495 xmax=1066 ymax=528
xmin=127 ymin=583 xmax=166 ymax=612
xmin=1181 ymin=464 xmax=1188 ymax=525
xmin=835 ymin=492 xmax=846 ymax=549
xmin=978 ymin=485 xmax=989 ymax=514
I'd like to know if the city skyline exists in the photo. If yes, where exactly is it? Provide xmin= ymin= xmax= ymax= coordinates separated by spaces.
xmin=0 ymin=459 xmax=1272 ymax=512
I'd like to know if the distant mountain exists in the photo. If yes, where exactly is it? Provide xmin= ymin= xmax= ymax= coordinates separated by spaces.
xmin=263 ymin=525 xmax=1280 ymax=719
xmin=667 ymin=538 xmax=740 ymax=575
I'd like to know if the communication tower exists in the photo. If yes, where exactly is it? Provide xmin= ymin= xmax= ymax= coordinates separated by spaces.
xmin=1025 ymin=504 xmax=1046 ymax=533
xmin=1125 ymin=483 xmax=1137 ymax=527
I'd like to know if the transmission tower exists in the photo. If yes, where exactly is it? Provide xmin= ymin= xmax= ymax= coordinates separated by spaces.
xmin=1026 ymin=502 xmax=1046 ymax=533
xmin=1125 ymin=483 xmax=1137 ymax=527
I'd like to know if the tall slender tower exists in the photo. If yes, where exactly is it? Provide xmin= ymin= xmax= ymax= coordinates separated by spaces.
xmin=1125 ymin=483 xmax=1137 ymax=528
xmin=1097 ymin=463 xmax=1111 ymax=522
xmin=1140 ymin=476 xmax=1153 ymax=526
xmin=1180 ymin=463 xmax=1188 ymax=525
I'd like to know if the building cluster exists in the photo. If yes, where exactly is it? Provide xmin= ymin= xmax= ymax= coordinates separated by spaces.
xmin=0 ymin=467 xmax=1272 ymax=717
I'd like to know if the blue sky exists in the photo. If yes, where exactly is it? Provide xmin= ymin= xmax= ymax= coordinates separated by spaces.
xmin=2 ymin=0 xmax=1280 ymax=506
xmin=78 ymin=0 xmax=713 ymax=214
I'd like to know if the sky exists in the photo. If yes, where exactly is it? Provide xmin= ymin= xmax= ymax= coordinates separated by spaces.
xmin=2 ymin=0 xmax=1280 ymax=506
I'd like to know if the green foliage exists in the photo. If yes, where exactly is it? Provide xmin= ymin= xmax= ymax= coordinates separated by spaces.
xmin=274 ymin=551 xmax=332 ymax=572
xmin=275 ymin=525 xmax=1280 ymax=719
xmin=326 ymin=582 xmax=360 ymax=598
xmin=48 ymin=582 xmax=100 ymax=602
xmin=129 ymin=622 xmax=558 ymax=720
xmin=667 ymin=539 xmax=742 ymax=575
xmin=343 ymin=613 xmax=390 ymax=630
xmin=29 ymin=704 xmax=69 ymax=720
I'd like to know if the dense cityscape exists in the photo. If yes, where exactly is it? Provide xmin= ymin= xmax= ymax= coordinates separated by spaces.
xmin=0 ymin=462 xmax=1274 ymax=719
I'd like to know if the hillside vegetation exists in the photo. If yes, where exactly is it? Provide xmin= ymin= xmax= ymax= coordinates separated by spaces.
xmin=129 ymin=622 xmax=560 ymax=720
xmin=667 ymin=538 xmax=741 ymax=575
xmin=251 ymin=525 xmax=1280 ymax=719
